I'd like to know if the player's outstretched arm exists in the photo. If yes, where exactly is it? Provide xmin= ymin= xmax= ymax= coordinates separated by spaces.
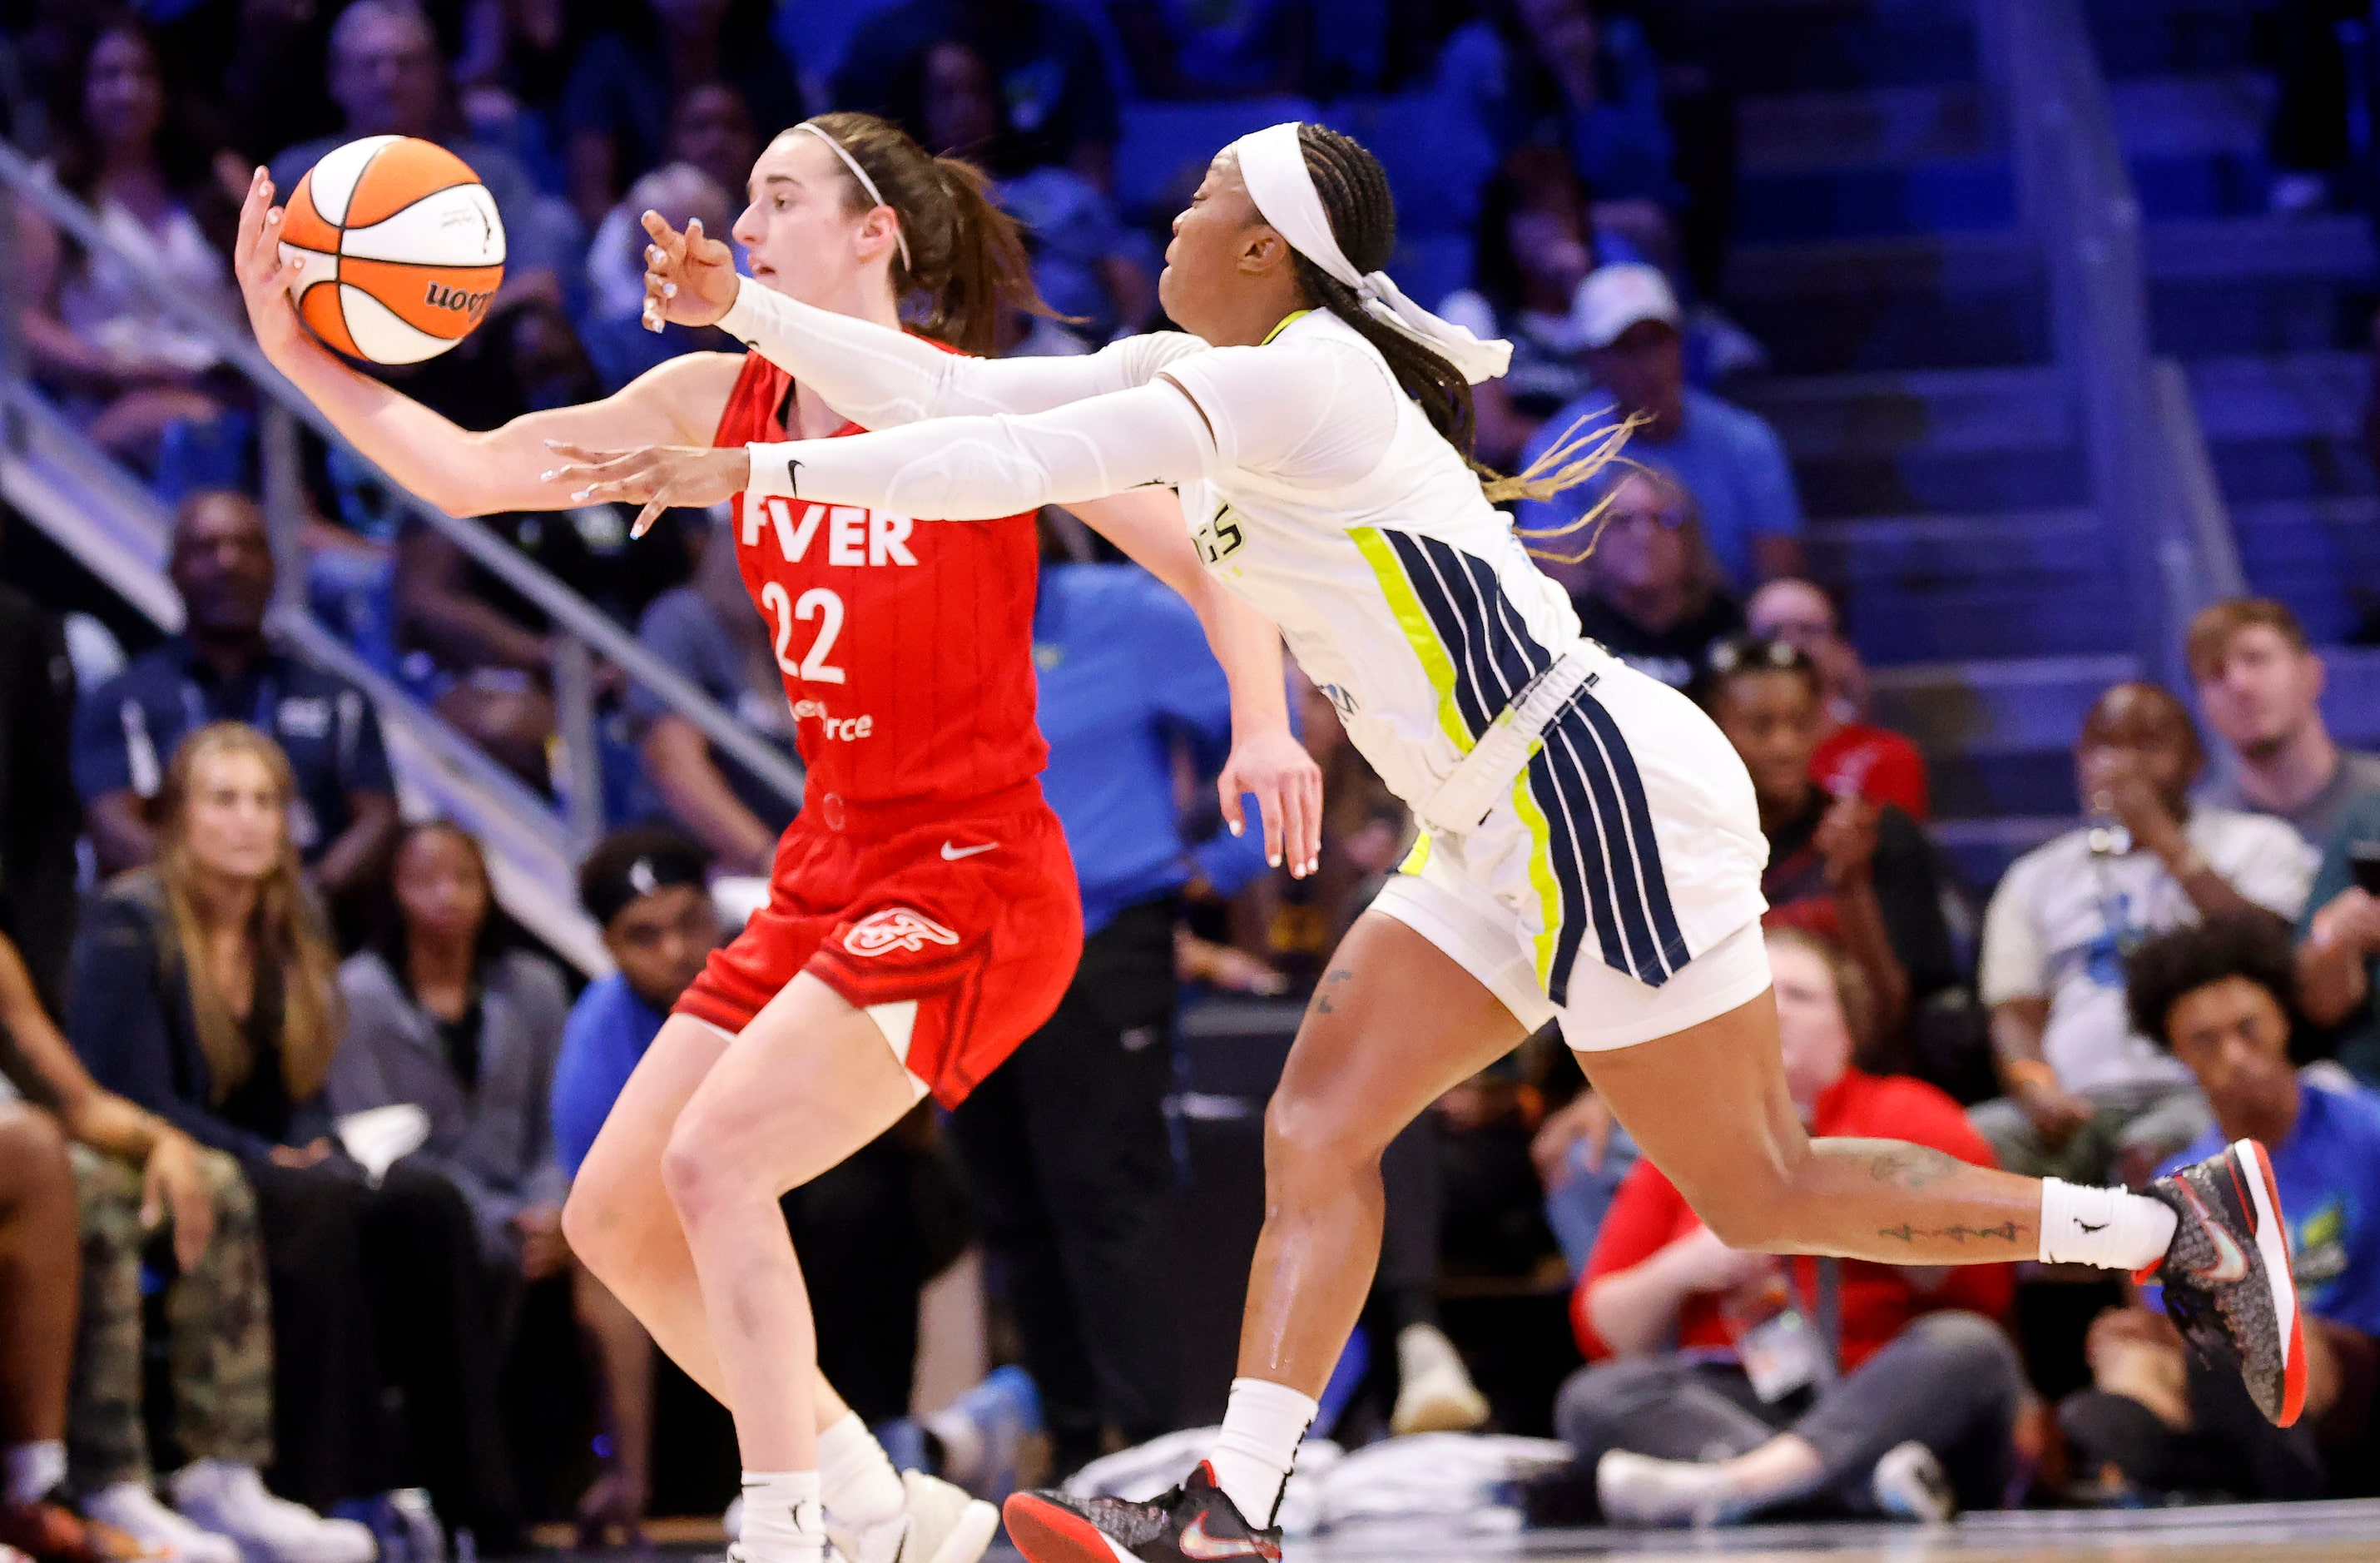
xmin=233 ymin=168 xmax=735 ymax=518
xmin=642 ymin=211 xmax=1205 ymax=429
xmin=548 ymin=376 xmax=1218 ymax=535
xmin=1067 ymin=490 xmax=1321 ymax=876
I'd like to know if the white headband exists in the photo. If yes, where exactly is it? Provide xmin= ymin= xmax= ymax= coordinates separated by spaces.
xmin=1230 ymin=122 xmax=1511 ymax=384
xmin=794 ymin=121 xmax=912 ymax=273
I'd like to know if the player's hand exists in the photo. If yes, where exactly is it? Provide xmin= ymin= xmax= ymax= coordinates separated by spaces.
xmin=543 ymin=440 xmax=748 ymax=537
xmin=1812 ymin=791 xmax=1881 ymax=891
xmin=2310 ymin=886 xmax=2380 ymax=955
xmin=2015 ymin=1078 xmax=2096 ymax=1153
xmin=641 ymin=211 xmax=738 ymax=332
xmin=141 ymin=1130 xmax=216 ymax=1272
xmin=233 ymin=166 xmax=307 ymax=359
xmin=1218 ymin=725 xmax=1322 ymax=878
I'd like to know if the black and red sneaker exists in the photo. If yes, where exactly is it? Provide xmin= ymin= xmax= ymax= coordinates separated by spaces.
xmin=2138 ymin=1138 xmax=2305 ymax=1427
xmin=1003 ymin=1462 xmax=1282 ymax=1563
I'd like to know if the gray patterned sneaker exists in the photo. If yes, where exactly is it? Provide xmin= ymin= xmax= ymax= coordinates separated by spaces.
xmin=2140 ymin=1138 xmax=2305 ymax=1427
xmin=1002 ymin=1463 xmax=1281 ymax=1563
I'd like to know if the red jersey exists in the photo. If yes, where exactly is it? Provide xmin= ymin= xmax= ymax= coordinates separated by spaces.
xmin=712 ymin=350 xmax=1045 ymax=812
xmin=1571 ymin=1070 xmax=2011 ymax=1372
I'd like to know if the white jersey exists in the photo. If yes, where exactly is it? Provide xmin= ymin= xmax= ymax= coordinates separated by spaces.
xmin=717 ymin=280 xmax=1769 ymax=1024
xmin=1165 ymin=310 xmax=1585 ymax=810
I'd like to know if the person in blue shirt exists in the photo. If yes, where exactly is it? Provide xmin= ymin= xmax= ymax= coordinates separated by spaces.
xmin=2059 ymin=913 xmax=2380 ymax=1501
xmin=72 ymin=489 xmax=398 ymax=908
xmin=1519 ymin=265 xmax=1806 ymax=592
xmin=947 ymin=538 xmax=1272 ymax=1481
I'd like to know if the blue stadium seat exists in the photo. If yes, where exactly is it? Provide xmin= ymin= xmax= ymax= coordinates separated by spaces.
xmin=1324 ymin=91 xmax=1493 ymax=237
xmin=1113 ymin=97 xmax=1321 ymax=216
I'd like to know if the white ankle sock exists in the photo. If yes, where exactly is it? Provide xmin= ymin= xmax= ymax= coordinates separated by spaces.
xmin=2038 ymin=1178 xmax=2178 ymax=1269
xmin=816 ymin=1414 xmax=904 ymax=1531
xmin=2 ymin=1441 xmax=65 ymax=1506
xmin=737 ymin=1471 xmax=824 ymax=1561
xmin=1207 ymin=1378 xmax=1316 ymax=1527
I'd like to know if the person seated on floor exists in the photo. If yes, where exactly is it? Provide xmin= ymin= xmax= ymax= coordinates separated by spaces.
xmin=1973 ymin=682 xmax=2315 ymax=1188
xmin=0 ymin=929 xmax=371 ymax=1563
xmin=2060 ymin=913 xmax=2380 ymax=1501
xmin=1560 ymin=928 xmax=2021 ymax=1527
xmin=1746 ymin=578 xmax=1929 ymax=821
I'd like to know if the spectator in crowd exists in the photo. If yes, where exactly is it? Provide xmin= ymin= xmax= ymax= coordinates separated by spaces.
xmin=664 ymin=79 xmax=763 ymax=208
xmin=2188 ymin=598 xmax=2380 ymax=848
xmin=1701 ymin=634 xmax=1956 ymax=1045
xmin=1562 ymin=929 xmax=2020 ymax=1526
xmin=2060 ymin=915 xmax=2380 ymax=1500
xmin=549 ymin=826 xmax=724 ymax=1546
xmin=1520 ymin=265 xmax=1804 ymax=591
xmin=949 ymin=537 xmax=1272 ymax=1481
xmin=558 ymin=0 xmax=802 ymax=231
xmin=0 ymin=928 xmax=369 ymax=1563
xmin=1973 ymin=683 xmax=2315 ymax=1186
xmin=2295 ymin=793 xmax=2380 ymax=1084
xmin=834 ymin=0 xmax=1119 ymax=187
xmin=18 ymin=18 xmax=244 ymax=469
xmin=1437 ymin=144 xmax=1625 ymax=469
xmin=1108 ymin=0 xmax=1316 ymax=101
xmin=330 ymin=821 xmax=572 ymax=1281
xmin=906 ymin=38 xmax=1156 ymax=345
xmin=67 ymin=723 xmax=517 ymax=1543
xmin=1747 ymin=578 xmax=1929 ymax=821
xmin=267 ymin=0 xmax=578 ymax=302
xmin=0 ymin=1091 xmax=113 ymax=1563
xmin=1436 ymin=0 xmax=1680 ymax=222
xmin=0 ymin=570 xmax=85 ymax=1015
xmin=581 ymin=161 xmax=737 ymax=392
xmin=72 ymin=491 xmax=399 ymax=912
xmin=631 ymin=511 xmax=799 ymax=874
xmin=1530 ymin=467 xmax=1741 ymax=691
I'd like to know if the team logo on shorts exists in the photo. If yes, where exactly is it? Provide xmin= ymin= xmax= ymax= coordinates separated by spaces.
xmin=843 ymin=908 xmax=961 ymax=957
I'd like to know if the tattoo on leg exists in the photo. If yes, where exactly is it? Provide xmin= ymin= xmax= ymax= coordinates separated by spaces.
xmin=1877 ymin=1221 xmax=2023 ymax=1246
xmin=1311 ymin=967 xmax=1353 ymax=1015
xmin=1867 ymin=1145 xmax=1964 ymax=1191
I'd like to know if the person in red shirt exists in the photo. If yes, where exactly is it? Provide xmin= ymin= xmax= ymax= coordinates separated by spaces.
xmin=1748 ymin=578 xmax=1930 ymax=821
xmin=1562 ymin=928 xmax=2022 ymax=1526
xmin=229 ymin=115 xmax=1318 ymax=1563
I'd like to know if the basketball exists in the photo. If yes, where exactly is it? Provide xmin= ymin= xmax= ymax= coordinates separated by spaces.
xmin=276 ymin=134 xmax=505 ymax=365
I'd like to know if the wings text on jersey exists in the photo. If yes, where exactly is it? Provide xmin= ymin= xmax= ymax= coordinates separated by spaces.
xmin=743 ymin=494 xmax=917 ymax=567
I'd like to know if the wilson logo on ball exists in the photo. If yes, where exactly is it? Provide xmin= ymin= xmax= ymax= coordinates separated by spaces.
xmin=277 ymin=134 xmax=507 ymax=365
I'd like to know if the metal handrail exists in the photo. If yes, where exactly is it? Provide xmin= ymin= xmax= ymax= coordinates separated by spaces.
xmin=0 ymin=137 xmax=806 ymax=811
xmin=1986 ymin=0 xmax=2244 ymax=697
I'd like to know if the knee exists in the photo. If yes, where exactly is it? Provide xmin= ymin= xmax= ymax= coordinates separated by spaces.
xmin=1686 ymin=1163 xmax=1797 ymax=1253
xmin=1261 ymin=1091 xmax=1387 ymax=1195
xmin=658 ymin=1114 xmax=745 ymax=1229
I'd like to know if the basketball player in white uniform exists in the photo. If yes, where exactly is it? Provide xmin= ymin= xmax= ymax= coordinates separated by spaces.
xmin=558 ymin=121 xmax=2304 ymax=1563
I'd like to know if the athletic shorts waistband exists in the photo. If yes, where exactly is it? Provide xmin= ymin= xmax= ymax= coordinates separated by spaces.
xmin=796 ymin=777 xmax=1047 ymax=836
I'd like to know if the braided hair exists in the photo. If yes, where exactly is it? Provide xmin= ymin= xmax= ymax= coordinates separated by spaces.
xmin=1288 ymin=125 xmax=1629 ymax=514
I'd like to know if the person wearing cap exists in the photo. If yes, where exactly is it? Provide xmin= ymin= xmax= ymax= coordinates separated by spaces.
xmin=1520 ymin=264 xmax=1806 ymax=592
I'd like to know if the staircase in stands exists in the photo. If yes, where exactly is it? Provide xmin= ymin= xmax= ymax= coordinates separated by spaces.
xmin=1705 ymin=0 xmax=2380 ymax=892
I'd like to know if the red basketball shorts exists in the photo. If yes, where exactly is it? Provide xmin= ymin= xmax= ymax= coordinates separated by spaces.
xmin=675 ymin=783 xmax=1083 ymax=1108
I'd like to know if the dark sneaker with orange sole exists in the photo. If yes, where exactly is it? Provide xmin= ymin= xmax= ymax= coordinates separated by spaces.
xmin=2140 ymin=1137 xmax=2305 ymax=1427
xmin=1004 ymin=1462 xmax=1281 ymax=1563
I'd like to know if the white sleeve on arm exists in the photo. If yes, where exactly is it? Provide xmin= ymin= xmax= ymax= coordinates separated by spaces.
xmin=716 ymin=275 xmax=1209 ymax=426
xmin=1157 ymin=336 xmax=1396 ymax=484
xmin=746 ymin=380 xmax=1215 ymax=518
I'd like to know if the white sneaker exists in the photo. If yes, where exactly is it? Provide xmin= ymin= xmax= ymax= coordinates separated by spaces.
xmin=1390 ymin=1323 xmax=1490 ymax=1435
xmin=1594 ymin=1450 xmax=1732 ymax=1527
xmin=82 ymin=1483 xmax=240 ymax=1563
xmin=168 ymin=1464 xmax=376 ymax=1563
xmin=1871 ymin=1441 xmax=1954 ymax=1525
xmin=827 ymin=1471 xmax=995 ymax=1563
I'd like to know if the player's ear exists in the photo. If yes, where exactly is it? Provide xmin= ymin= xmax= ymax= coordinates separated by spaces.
xmin=1238 ymin=225 xmax=1289 ymax=280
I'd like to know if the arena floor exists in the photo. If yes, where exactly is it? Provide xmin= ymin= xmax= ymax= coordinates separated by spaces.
xmin=1276 ymin=1500 xmax=2380 ymax=1561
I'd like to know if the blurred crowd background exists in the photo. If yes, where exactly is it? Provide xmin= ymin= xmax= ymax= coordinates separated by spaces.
xmin=3 ymin=0 xmax=2380 ymax=1556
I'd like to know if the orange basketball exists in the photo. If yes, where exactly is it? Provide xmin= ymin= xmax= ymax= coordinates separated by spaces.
xmin=277 ymin=135 xmax=506 ymax=365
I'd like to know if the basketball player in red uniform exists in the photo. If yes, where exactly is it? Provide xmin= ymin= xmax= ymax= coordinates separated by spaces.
xmin=231 ymin=115 xmax=1319 ymax=1563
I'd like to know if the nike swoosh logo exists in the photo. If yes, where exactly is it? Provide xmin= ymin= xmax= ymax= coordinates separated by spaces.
xmin=1178 ymin=1516 xmax=1276 ymax=1561
xmin=940 ymin=840 xmax=999 ymax=861
xmin=2079 ymin=1221 xmax=2107 ymax=1233
xmin=786 ymin=457 xmax=803 ymax=496
xmin=2175 ymin=1180 xmax=2250 ymax=1285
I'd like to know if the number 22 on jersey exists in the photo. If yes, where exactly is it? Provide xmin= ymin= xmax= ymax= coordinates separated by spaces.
xmin=744 ymin=494 xmax=921 ymax=687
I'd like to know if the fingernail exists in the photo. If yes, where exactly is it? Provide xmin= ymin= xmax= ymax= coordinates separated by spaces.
xmin=542 ymin=439 xmax=560 ymax=447
xmin=663 ymin=282 xmax=677 ymax=297
xmin=539 ymin=469 xmax=555 ymax=481
xmin=1229 ymin=821 xmax=1243 ymax=836
xmin=1268 ymin=854 xmax=1282 ymax=867
xmin=571 ymin=489 xmax=592 ymax=501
